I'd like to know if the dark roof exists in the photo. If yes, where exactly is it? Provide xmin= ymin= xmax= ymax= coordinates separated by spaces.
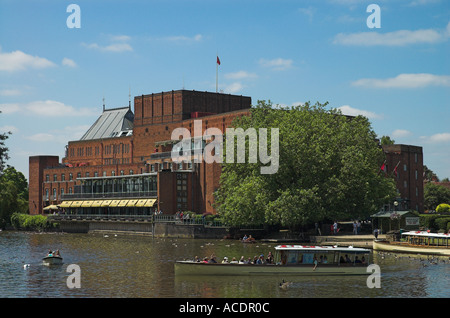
xmin=80 ymin=107 xmax=134 ymax=141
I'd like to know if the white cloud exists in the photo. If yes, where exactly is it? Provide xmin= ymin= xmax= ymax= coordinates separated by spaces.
xmin=337 ymin=105 xmax=382 ymax=119
xmin=392 ymin=129 xmax=412 ymax=138
xmin=0 ymin=125 xmax=18 ymax=133
xmin=25 ymin=125 xmax=91 ymax=143
xmin=0 ymin=89 xmax=22 ymax=96
xmin=1 ymin=100 xmax=96 ymax=117
xmin=259 ymin=58 xmax=293 ymax=71
xmin=224 ymin=71 xmax=257 ymax=80
xmin=0 ymin=103 xmax=20 ymax=114
xmin=222 ymin=82 xmax=244 ymax=94
xmin=0 ymin=49 xmax=56 ymax=72
xmin=82 ymin=42 xmax=133 ymax=52
xmin=352 ymin=73 xmax=450 ymax=88
xmin=164 ymin=34 xmax=203 ymax=43
xmin=62 ymin=57 xmax=77 ymax=68
xmin=420 ymin=133 xmax=450 ymax=143
xmin=333 ymin=22 xmax=449 ymax=46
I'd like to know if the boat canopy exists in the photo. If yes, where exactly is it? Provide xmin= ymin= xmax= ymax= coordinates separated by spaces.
xmin=402 ymin=231 xmax=450 ymax=238
xmin=274 ymin=245 xmax=370 ymax=253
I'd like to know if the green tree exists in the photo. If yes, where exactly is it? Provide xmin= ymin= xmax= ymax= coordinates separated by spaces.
xmin=380 ymin=135 xmax=395 ymax=145
xmin=215 ymin=101 xmax=396 ymax=228
xmin=424 ymin=182 xmax=450 ymax=210
xmin=0 ymin=111 xmax=11 ymax=173
xmin=0 ymin=167 xmax=29 ymax=228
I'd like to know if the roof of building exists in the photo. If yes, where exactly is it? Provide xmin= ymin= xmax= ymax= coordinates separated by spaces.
xmin=80 ymin=107 xmax=134 ymax=141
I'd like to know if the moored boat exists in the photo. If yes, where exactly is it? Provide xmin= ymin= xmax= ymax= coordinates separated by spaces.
xmin=373 ymin=231 xmax=450 ymax=256
xmin=175 ymin=245 xmax=372 ymax=276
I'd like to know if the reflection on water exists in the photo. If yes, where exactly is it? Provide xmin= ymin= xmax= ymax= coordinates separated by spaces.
xmin=0 ymin=231 xmax=449 ymax=298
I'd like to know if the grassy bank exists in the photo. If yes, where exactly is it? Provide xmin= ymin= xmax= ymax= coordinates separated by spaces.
xmin=10 ymin=212 xmax=58 ymax=231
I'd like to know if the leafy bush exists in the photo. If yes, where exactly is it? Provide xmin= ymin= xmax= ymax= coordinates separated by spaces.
xmin=436 ymin=203 xmax=450 ymax=214
xmin=435 ymin=217 xmax=450 ymax=232
xmin=10 ymin=212 xmax=53 ymax=231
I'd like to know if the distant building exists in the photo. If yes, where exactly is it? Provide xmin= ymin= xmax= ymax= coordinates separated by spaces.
xmin=381 ymin=144 xmax=424 ymax=212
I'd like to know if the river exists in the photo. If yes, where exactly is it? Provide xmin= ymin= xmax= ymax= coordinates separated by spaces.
xmin=0 ymin=231 xmax=448 ymax=298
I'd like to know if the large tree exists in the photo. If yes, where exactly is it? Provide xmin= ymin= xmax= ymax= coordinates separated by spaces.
xmin=0 ymin=166 xmax=29 ymax=228
xmin=424 ymin=182 xmax=450 ymax=210
xmin=214 ymin=100 xmax=396 ymax=228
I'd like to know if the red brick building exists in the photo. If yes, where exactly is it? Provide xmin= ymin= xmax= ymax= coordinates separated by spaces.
xmin=28 ymin=90 xmax=424 ymax=217
xmin=381 ymin=144 xmax=424 ymax=212
xmin=29 ymin=90 xmax=251 ymax=216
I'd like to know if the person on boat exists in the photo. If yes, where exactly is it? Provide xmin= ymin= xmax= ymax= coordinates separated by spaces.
xmin=194 ymin=256 xmax=200 ymax=262
xmin=242 ymin=234 xmax=248 ymax=241
xmin=54 ymin=250 xmax=61 ymax=257
xmin=208 ymin=256 xmax=217 ymax=263
xmin=202 ymin=257 xmax=209 ymax=263
xmin=345 ymin=255 xmax=352 ymax=263
xmin=222 ymin=257 xmax=229 ymax=264
xmin=361 ymin=256 xmax=366 ymax=264
xmin=256 ymin=254 xmax=265 ymax=264
xmin=323 ymin=256 xmax=328 ymax=264
xmin=354 ymin=256 xmax=362 ymax=264
xmin=313 ymin=256 xmax=318 ymax=271
xmin=266 ymin=252 xmax=274 ymax=264
xmin=230 ymin=257 xmax=238 ymax=264
xmin=239 ymin=256 xmax=245 ymax=264
xmin=47 ymin=250 xmax=53 ymax=257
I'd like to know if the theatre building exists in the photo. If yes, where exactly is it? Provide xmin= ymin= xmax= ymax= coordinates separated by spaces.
xmin=29 ymin=90 xmax=251 ymax=217
xmin=28 ymin=89 xmax=424 ymax=219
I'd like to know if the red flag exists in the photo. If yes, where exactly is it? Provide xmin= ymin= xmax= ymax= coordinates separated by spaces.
xmin=217 ymin=56 xmax=221 ymax=65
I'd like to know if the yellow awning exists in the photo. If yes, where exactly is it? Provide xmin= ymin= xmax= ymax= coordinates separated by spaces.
xmin=91 ymin=200 xmax=104 ymax=207
xmin=135 ymin=199 xmax=148 ymax=207
xmin=109 ymin=200 xmax=121 ymax=207
xmin=59 ymin=201 xmax=72 ymax=208
xmin=101 ymin=200 xmax=112 ymax=207
xmin=81 ymin=201 xmax=93 ymax=207
xmin=118 ymin=200 xmax=129 ymax=207
xmin=70 ymin=201 xmax=82 ymax=207
xmin=144 ymin=199 xmax=157 ymax=207
xmin=127 ymin=199 xmax=138 ymax=207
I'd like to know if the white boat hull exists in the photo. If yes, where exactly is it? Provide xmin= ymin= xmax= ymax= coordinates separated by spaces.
xmin=373 ymin=240 xmax=450 ymax=256
xmin=42 ymin=256 xmax=63 ymax=265
xmin=174 ymin=261 xmax=370 ymax=276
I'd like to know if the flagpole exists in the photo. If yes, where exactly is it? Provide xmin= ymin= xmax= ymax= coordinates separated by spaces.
xmin=216 ymin=61 xmax=218 ymax=93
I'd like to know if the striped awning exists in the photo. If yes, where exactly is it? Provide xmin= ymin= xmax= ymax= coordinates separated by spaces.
xmin=70 ymin=201 xmax=82 ymax=207
xmin=101 ymin=200 xmax=112 ymax=207
xmin=118 ymin=200 xmax=129 ymax=207
xmin=109 ymin=200 xmax=121 ymax=207
xmin=59 ymin=201 xmax=72 ymax=208
xmin=91 ymin=200 xmax=104 ymax=207
xmin=81 ymin=201 xmax=93 ymax=207
xmin=127 ymin=199 xmax=138 ymax=207
xmin=144 ymin=199 xmax=157 ymax=207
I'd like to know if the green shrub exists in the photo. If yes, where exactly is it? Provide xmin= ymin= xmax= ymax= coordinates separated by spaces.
xmin=436 ymin=203 xmax=450 ymax=214
xmin=10 ymin=212 xmax=53 ymax=231
xmin=435 ymin=217 xmax=450 ymax=232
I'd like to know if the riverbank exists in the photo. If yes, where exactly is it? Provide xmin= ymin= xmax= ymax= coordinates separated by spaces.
xmin=311 ymin=234 xmax=386 ymax=248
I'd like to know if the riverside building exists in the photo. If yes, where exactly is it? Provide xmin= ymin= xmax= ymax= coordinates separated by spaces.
xmin=28 ymin=89 xmax=424 ymax=219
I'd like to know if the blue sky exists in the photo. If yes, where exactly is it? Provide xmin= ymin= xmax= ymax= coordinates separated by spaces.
xmin=1 ymin=0 xmax=449 ymax=181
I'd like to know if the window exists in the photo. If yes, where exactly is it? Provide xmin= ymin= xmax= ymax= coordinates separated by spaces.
xmin=415 ymin=153 xmax=418 ymax=163
xmin=416 ymin=187 xmax=419 ymax=196
xmin=53 ymin=188 xmax=57 ymax=199
xmin=46 ymin=174 xmax=49 ymax=182
xmin=61 ymin=174 xmax=65 ymax=181
xmin=45 ymin=189 xmax=49 ymax=200
xmin=69 ymin=173 xmax=73 ymax=181
xmin=403 ymin=164 xmax=407 ymax=171
xmin=404 ymin=180 xmax=407 ymax=188
xmin=53 ymin=174 xmax=57 ymax=182
xmin=415 ymin=170 xmax=418 ymax=180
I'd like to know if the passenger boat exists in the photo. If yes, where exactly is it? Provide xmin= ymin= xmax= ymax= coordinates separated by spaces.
xmin=174 ymin=245 xmax=372 ymax=276
xmin=373 ymin=231 xmax=450 ymax=256
xmin=42 ymin=255 xmax=63 ymax=265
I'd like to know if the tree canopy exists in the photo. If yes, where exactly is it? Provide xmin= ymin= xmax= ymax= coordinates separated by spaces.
xmin=214 ymin=100 xmax=397 ymax=228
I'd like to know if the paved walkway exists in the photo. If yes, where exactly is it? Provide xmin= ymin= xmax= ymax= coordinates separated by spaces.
xmin=312 ymin=234 xmax=387 ymax=248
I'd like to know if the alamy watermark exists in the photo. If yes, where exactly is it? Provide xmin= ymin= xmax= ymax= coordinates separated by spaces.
xmin=170 ymin=119 xmax=279 ymax=175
